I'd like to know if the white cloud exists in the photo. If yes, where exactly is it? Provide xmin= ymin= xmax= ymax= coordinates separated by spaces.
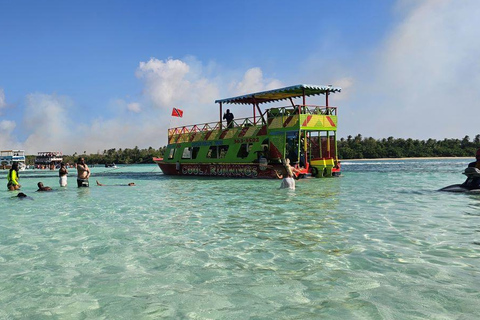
xmin=0 ymin=120 xmax=17 ymax=148
xmin=13 ymin=58 xmax=284 ymax=154
xmin=22 ymin=93 xmax=74 ymax=153
xmin=135 ymin=57 xmax=224 ymax=126
xmin=136 ymin=58 xmax=191 ymax=109
xmin=230 ymin=68 xmax=283 ymax=96
xmin=0 ymin=88 xmax=7 ymax=113
xmin=18 ymin=93 xmax=165 ymax=154
xmin=127 ymin=102 xmax=141 ymax=113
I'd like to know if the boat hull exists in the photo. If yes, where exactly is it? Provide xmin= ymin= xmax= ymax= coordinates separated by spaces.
xmin=156 ymin=161 xmax=281 ymax=179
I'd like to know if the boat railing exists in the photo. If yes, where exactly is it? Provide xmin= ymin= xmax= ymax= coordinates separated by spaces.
xmin=168 ymin=115 xmax=267 ymax=138
xmin=167 ymin=105 xmax=337 ymax=139
xmin=266 ymin=105 xmax=337 ymax=117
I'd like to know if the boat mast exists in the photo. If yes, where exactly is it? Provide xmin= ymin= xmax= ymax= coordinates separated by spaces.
xmin=326 ymin=88 xmax=330 ymax=158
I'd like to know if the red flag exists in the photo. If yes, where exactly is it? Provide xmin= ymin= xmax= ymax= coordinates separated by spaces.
xmin=171 ymin=108 xmax=183 ymax=117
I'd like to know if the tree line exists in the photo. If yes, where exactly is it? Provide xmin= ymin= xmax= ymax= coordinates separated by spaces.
xmin=23 ymin=135 xmax=480 ymax=164
xmin=338 ymin=134 xmax=480 ymax=159
xmin=26 ymin=146 xmax=166 ymax=165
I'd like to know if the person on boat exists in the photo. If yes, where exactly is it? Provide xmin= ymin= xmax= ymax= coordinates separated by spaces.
xmin=96 ymin=180 xmax=135 ymax=186
xmin=59 ymin=162 xmax=68 ymax=187
xmin=37 ymin=182 xmax=52 ymax=191
xmin=223 ymin=109 xmax=234 ymax=128
xmin=461 ymin=148 xmax=480 ymax=189
xmin=76 ymin=157 xmax=91 ymax=187
xmin=7 ymin=162 xmax=21 ymax=191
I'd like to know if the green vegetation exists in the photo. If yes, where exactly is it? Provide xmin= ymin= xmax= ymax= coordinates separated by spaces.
xmin=24 ymin=135 xmax=480 ymax=165
xmin=26 ymin=146 xmax=166 ymax=165
xmin=338 ymin=134 xmax=480 ymax=159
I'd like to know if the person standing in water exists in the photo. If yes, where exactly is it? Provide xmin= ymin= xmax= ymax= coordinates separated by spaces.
xmin=7 ymin=162 xmax=21 ymax=191
xmin=275 ymin=158 xmax=299 ymax=190
xmin=59 ymin=162 xmax=68 ymax=187
xmin=76 ymin=157 xmax=90 ymax=187
xmin=467 ymin=148 xmax=480 ymax=169
xmin=461 ymin=148 xmax=480 ymax=189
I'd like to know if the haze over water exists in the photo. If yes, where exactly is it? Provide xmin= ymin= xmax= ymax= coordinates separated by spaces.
xmin=1 ymin=159 xmax=479 ymax=319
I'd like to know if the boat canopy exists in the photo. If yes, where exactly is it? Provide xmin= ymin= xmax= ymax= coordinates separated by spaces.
xmin=215 ymin=84 xmax=341 ymax=105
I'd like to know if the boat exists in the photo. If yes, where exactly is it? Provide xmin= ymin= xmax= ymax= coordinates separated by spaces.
xmin=34 ymin=151 xmax=63 ymax=169
xmin=0 ymin=150 xmax=27 ymax=171
xmin=439 ymin=167 xmax=480 ymax=193
xmin=105 ymin=163 xmax=118 ymax=168
xmin=153 ymin=84 xmax=342 ymax=178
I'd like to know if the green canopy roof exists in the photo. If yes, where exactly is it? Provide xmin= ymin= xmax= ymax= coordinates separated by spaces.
xmin=215 ymin=84 xmax=341 ymax=105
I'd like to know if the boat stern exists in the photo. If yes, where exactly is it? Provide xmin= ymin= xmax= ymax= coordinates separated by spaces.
xmin=310 ymin=158 xmax=341 ymax=177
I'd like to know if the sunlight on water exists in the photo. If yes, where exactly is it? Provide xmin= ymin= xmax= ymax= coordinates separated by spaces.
xmin=1 ymin=160 xmax=479 ymax=318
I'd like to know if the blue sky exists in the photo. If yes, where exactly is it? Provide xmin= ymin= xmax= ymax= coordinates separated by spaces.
xmin=1 ymin=0 xmax=479 ymax=154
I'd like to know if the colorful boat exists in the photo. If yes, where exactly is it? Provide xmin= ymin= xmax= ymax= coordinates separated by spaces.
xmin=154 ymin=84 xmax=341 ymax=178
xmin=0 ymin=150 xmax=26 ymax=171
xmin=34 ymin=151 xmax=63 ymax=169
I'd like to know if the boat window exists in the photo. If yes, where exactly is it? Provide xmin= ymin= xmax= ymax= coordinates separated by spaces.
xmin=237 ymin=143 xmax=252 ymax=158
xmin=261 ymin=139 xmax=269 ymax=151
xmin=182 ymin=147 xmax=192 ymax=159
xmin=207 ymin=146 xmax=218 ymax=159
xmin=168 ymin=148 xmax=176 ymax=160
xmin=191 ymin=147 xmax=200 ymax=159
xmin=219 ymin=145 xmax=229 ymax=158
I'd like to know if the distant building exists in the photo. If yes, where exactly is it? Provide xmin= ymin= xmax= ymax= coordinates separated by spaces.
xmin=0 ymin=150 xmax=26 ymax=170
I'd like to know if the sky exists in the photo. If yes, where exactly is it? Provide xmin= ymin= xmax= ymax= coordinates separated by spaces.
xmin=1 ymin=0 xmax=480 ymax=154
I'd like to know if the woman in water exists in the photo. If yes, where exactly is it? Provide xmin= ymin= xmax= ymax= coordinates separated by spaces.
xmin=275 ymin=158 xmax=299 ymax=190
xmin=7 ymin=162 xmax=21 ymax=191
xmin=59 ymin=162 xmax=68 ymax=187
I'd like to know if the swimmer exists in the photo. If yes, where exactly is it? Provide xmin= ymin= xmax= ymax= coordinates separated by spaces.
xmin=96 ymin=180 xmax=135 ymax=186
xmin=37 ymin=182 xmax=52 ymax=191
xmin=16 ymin=192 xmax=33 ymax=200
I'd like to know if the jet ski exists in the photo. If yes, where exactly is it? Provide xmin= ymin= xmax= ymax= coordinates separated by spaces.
xmin=439 ymin=167 xmax=480 ymax=193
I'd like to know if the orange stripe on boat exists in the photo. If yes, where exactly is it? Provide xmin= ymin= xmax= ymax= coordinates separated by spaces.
xmin=283 ymin=116 xmax=294 ymax=127
xmin=256 ymin=125 xmax=267 ymax=136
xmin=302 ymin=115 xmax=312 ymax=127
xmin=326 ymin=116 xmax=336 ymax=127
xmin=238 ymin=127 xmax=249 ymax=138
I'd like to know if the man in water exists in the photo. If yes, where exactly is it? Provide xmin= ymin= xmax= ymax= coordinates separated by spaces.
xmin=467 ymin=148 xmax=480 ymax=169
xmin=37 ymin=182 xmax=52 ymax=191
xmin=461 ymin=148 xmax=480 ymax=190
xmin=76 ymin=157 xmax=91 ymax=187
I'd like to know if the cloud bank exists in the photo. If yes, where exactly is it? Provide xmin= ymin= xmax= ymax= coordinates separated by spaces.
xmin=341 ymin=0 xmax=480 ymax=140
xmin=0 ymin=88 xmax=6 ymax=112
xmin=2 ymin=58 xmax=281 ymax=154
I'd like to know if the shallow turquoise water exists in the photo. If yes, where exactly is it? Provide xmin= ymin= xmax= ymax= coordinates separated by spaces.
xmin=1 ymin=159 xmax=479 ymax=319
